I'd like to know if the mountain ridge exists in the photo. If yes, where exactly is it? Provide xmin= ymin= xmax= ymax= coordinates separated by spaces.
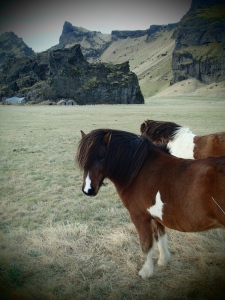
xmin=0 ymin=31 xmax=35 ymax=62
xmin=0 ymin=0 xmax=225 ymax=101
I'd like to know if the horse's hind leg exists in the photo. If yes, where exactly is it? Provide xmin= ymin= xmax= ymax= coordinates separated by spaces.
xmin=157 ymin=233 xmax=171 ymax=266
xmin=152 ymin=220 xmax=171 ymax=266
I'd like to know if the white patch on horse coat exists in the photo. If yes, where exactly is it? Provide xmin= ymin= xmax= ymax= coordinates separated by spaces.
xmin=167 ymin=127 xmax=195 ymax=159
xmin=83 ymin=172 xmax=92 ymax=193
xmin=157 ymin=234 xmax=171 ymax=266
xmin=148 ymin=191 xmax=164 ymax=220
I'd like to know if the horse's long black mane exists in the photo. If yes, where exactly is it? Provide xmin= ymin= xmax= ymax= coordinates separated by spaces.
xmin=140 ymin=120 xmax=181 ymax=143
xmin=77 ymin=129 xmax=168 ymax=186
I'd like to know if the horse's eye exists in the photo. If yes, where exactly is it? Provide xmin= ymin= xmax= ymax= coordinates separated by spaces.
xmin=99 ymin=154 xmax=105 ymax=162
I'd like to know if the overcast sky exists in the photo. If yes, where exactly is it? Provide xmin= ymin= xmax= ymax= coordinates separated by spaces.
xmin=0 ymin=0 xmax=192 ymax=52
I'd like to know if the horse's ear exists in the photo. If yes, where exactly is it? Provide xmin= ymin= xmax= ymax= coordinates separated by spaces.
xmin=81 ymin=130 xmax=86 ymax=139
xmin=103 ymin=132 xmax=111 ymax=147
xmin=140 ymin=121 xmax=147 ymax=133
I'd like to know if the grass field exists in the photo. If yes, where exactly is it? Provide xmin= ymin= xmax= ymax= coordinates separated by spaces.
xmin=0 ymin=97 xmax=225 ymax=299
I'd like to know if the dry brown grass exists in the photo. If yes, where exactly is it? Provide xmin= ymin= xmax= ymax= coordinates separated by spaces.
xmin=154 ymin=79 xmax=225 ymax=98
xmin=0 ymin=98 xmax=225 ymax=299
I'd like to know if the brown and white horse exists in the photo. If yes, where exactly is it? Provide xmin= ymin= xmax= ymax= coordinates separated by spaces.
xmin=140 ymin=120 xmax=225 ymax=159
xmin=76 ymin=129 xmax=225 ymax=278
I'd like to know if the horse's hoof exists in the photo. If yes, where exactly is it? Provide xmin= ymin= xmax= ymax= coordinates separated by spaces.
xmin=157 ymin=251 xmax=171 ymax=266
xmin=138 ymin=267 xmax=153 ymax=279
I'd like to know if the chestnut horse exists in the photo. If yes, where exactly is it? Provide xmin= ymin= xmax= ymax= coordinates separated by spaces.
xmin=140 ymin=120 xmax=225 ymax=159
xmin=76 ymin=129 xmax=225 ymax=279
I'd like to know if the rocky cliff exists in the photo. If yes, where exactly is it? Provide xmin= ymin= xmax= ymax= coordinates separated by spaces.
xmin=171 ymin=0 xmax=225 ymax=83
xmin=111 ymin=30 xmax=147 ymax=39
xmin=0 ymin=44 xmax=144 ymax=104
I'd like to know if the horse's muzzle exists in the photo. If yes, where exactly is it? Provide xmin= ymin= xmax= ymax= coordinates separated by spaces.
xmin=82 ymin=186 xmax=97 ymax=196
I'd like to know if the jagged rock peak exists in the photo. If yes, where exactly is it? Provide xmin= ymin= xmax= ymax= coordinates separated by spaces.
xmin=46 ymin=43 xmax=87 ymax=64
xmin=62 ymin=21 xmax=74 ymax=34
xmin=62 ymin=21 xmax=91 ymax=35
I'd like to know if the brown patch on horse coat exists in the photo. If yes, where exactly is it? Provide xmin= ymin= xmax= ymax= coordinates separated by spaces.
xmin=194 ymin=132 xmax=225 ymax=158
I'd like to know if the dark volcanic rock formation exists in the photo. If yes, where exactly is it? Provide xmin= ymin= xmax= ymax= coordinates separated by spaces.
xmin=0 ymin=44 xmax=144 ymax=104
xmin=171 ymin=0 xmax=225 ymax=84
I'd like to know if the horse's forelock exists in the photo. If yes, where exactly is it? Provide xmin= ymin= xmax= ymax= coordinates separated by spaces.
xmin=76 ymin=129 xmax=107 ymax=170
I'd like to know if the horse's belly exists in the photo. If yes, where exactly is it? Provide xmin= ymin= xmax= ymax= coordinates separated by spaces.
xmin=155 ymin=212 xmax=220 ymax=232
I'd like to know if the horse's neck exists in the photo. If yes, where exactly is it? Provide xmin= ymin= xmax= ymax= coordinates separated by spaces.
xmin=167 ymin=127 xmax=196 ymax=159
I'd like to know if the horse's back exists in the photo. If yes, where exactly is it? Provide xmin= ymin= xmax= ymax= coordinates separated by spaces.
xmin=194 ymin=132 xmax=225 ymax=158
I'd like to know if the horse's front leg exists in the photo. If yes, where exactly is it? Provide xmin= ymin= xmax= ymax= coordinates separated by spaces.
xmin=129 ymin=212 xmax=154 ymax=279
xmin=139 ymin=247 xmax=154 ymax=279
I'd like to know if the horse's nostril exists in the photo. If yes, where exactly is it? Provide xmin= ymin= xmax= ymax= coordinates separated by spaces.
xmin=88 ymin=186 xmax=96 ymax=196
